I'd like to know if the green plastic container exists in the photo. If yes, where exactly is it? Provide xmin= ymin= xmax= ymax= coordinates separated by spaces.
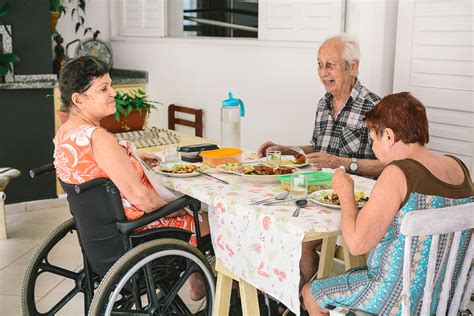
xmin=277 ymin=171 xmax=333 ymax=193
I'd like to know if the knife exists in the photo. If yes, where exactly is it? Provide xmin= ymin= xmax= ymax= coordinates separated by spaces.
xmin=196 ymin=170 xmax=230 ymax=185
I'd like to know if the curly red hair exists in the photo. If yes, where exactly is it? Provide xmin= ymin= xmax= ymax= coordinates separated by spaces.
xmin=364 ymin=92 xmax=429 ymax=145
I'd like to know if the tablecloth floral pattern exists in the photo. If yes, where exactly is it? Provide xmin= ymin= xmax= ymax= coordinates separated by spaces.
xmin=152 ymin=152 xmax=375 ymax=314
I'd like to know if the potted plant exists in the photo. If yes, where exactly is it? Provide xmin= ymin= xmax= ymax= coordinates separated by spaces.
xmin=57 ymin=89 xmax=161 ymax=133
xmin=101 ymin=89 xmax=161 ymax=133
xmin=50 ymin=0 xmax=65 ymax=32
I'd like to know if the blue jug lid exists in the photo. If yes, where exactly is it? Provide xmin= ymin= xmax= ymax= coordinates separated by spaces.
xmin=222 ymin=92 xmax=245 ymax=117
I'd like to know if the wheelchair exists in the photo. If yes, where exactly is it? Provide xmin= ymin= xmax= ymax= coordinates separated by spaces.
xmin=22 ymin=164 xmax=216 ymax=315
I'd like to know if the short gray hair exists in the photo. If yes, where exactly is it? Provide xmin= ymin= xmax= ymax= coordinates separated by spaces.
xmin=322 ymin=33 xmax=361 ymax=69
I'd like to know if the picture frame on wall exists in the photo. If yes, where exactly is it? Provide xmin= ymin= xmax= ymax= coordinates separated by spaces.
xmin=0 ymin=25 xmax=14 ymax=83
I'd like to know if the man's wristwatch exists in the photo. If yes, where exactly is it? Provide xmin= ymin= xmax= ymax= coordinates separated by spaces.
xmin=349 ymin=157 xmax=359 ymax=173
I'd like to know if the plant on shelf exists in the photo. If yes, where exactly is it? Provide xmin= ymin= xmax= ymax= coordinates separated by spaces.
xmin=106 ymin=89 xmax=162 ymax=132
xmin=0 ymin=2 xmax=20 ymax=77
xmin=50 ymin=0 xmax=100 ymax=39
xmin=57 ymin=89 xmax=161 ymax=133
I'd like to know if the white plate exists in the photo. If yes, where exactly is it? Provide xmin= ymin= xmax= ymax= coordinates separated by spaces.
xmin=259 ymin=155 xmax=309 ymax=168
xmin=310 ymin=189 xmax=368 ymax=209
xmin=153 ymin=163 xmax=207 ymax=178
xmin=215 ymin=163 xmax=243 ymax=175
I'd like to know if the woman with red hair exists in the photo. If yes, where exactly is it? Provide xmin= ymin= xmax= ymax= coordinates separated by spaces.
xmin=302 ymin=92 xmax=473 ymax=315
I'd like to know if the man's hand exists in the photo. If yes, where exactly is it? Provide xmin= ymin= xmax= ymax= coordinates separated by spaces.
xmin=257 ymin=141 xmax=286 ymax=158
xmin=139 ymin=152 xmax=161 ymax=168
xmin=306 ymin=152 xmax=345 ymax=169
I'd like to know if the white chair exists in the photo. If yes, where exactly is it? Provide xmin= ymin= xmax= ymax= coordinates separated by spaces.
xmin=329 ymin=203 xmax=474 ymax=316
xmin=400 ymin=203 xmax=474 ymax=316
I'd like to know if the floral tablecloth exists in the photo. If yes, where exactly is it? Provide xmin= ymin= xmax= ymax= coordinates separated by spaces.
xmin=151 ymin=153 xmax=375 ymax=314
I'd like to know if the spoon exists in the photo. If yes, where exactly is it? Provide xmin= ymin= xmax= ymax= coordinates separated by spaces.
xmin=292 ymin=199 xmax=308 ymax=217
xmin=250 ymin=191 xmax=289 ymax=205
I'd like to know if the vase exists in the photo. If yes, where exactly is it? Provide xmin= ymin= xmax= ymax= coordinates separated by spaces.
xmin=100 ymin=108 xmax=148 ymax=133
xmin=50 ymin=11 xmax=61 ymax=33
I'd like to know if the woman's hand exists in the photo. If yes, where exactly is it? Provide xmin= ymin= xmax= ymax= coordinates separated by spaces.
xmin=332 ymin=167 xmax=355 ymax=203
xmin=139 ymin=152 xmax=161 ymax=168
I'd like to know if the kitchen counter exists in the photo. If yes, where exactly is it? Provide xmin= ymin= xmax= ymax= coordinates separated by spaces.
xmin=0 ymin=68 xmax=148 ymax=90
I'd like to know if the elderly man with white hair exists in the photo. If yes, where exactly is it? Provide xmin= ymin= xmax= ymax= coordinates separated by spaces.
xmin=258 ymin=34 xmax=384 ymax=178
xmin=258 ymin=35 xmax=385 ymax=313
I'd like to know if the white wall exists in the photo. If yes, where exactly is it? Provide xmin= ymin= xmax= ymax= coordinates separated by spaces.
xmin=56 ymin=0 xmax=398 ymax=150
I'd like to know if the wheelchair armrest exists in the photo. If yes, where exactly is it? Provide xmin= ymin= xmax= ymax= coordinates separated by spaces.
xmin=74 ymin=178 xmax=110 ymax=193
xmin=29 ymin=163 xmax=55 ymax=178
xmin=116 ymin=195 xmax=200 ymax=235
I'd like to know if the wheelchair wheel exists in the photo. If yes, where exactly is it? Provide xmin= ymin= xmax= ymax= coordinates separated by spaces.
xmin=21 ymin=218 xmax=91 ymax=315
xmin=88 ymin=238 xmax=216 ymax=316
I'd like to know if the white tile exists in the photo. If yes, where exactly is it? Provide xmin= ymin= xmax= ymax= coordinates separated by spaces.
xmin=26 ymin=197 xmax=67 ymax=212
xmin=0 ymin=294 xmax=23 ymax=315
xmin=35 ymin=278 xmax=84 ymax=316
xmin=0 ymin=241 xmax=35 ymax=269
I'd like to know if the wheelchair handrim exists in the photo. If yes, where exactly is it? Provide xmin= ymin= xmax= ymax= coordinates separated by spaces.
xmin=105 ymin=248 xmax=215 ymax=315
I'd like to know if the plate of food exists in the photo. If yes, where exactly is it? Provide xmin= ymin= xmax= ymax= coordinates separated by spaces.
xmin=311 ymin=189 xmax=369 ymax=209
xmin=153 ymin=163 xmax=208 ymax=178
xmin=234 ymin=164 xmax=300 ymax=183
xmin=260 ymin=154 xmax=309 ymax=168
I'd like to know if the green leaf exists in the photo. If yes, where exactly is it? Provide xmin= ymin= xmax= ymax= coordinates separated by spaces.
xmin=93 ymin=30 xmax=100 ymax=40
xmin=71 ymin=8 xmax=76 ymax=19
xmin=125 ymin=105 xmax=133 ymax=115
xmin=0 ymin=64 xmax=8 ymax=76
xmin=117 ymin=106 xmax=127 ymax=116
xmin=138 ymin=89 xmax=146 ymax=95
xmin=75 ymin=22 xmax=80 ymax=33
xmin=0 ymin=3 xmax=11 ymax=18
xmin=113 ymin=112 xmax=120 ymax=122
xmin=0 ymin=53 xmax=20 ymax=63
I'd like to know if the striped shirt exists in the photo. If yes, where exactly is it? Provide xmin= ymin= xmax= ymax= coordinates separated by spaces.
xmin=310 ymin=79 xmax=380 ymax=159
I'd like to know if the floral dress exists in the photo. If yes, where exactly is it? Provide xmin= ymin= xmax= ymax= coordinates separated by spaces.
xmin=53 ymin=125 xmax=197 ymax=245
xmin=310 ymin=157 xmax=473 ymax=315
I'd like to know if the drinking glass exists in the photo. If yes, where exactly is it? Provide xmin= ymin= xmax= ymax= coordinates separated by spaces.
xmin=164 ymin=144 xmax=179 ymax=162
xmin=290 ymin=174 xmax=308 ymax=199
xmin=266 ymin=150 xmax=281 ymax=163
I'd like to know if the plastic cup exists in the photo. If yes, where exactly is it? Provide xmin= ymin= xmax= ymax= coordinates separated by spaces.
xmin=266 ymin=150 xmax=281 ymax=163
xmin=290 ymin=174 xmax=308 ymax=199
xmin=164 ymin=144 xmax=179 ymax=162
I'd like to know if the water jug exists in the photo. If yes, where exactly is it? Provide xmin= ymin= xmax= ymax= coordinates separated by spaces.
xmin=221 ymin=92 xmax=245 ymax=148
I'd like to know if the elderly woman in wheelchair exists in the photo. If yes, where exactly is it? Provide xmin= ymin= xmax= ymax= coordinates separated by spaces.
xmin=22 ymin=56 xmax=215 ymax=315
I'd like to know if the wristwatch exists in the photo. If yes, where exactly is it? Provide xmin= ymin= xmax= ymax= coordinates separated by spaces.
xmin=349 ymin=157 xmax=359 ymax=173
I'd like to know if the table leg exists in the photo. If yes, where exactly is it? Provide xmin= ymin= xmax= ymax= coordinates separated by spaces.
xmin=342 ymin=240 xmax=367 ymax=270
xmin=317 ymin=236 xmax=337 ymax=278
xmin=214 ymin=261 xmax=233 ymax=316
xmin=214 ymin=260 xmax=260 ymax=316
xmin=238 ymin=279 xmax=259 ymax=316
xmin=0 ymin=192 xmax=7 ymax=240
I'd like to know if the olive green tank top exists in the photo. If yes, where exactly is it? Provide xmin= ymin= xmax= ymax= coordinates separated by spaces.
xmin=390 ymin=155 xmax=473 ymax=207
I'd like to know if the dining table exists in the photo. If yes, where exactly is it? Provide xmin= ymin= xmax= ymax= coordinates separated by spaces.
xmin=139 ymin=131 xmax=376 ymax=315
